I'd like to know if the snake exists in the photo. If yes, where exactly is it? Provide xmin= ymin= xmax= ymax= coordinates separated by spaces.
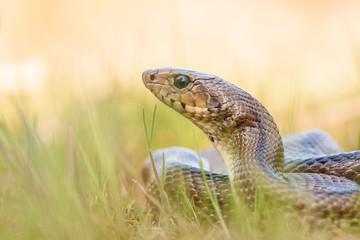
xmin=142 ymin=68 xmax=360 ymax=225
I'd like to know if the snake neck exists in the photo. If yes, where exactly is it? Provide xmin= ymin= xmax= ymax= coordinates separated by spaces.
xmin=211 ymin=89 xmax=285 ymax=200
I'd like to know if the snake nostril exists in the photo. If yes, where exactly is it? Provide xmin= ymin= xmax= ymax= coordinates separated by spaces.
xmin=150 ymin=74 xmax=155 ymax=81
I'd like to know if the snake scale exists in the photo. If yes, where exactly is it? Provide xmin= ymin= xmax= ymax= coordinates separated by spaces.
xmin=142 ymin=68 xmax=360 ymax=225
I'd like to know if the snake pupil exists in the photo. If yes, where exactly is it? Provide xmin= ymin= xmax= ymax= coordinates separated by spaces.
xmin=174 ymin=75 xmax=190 ymax=89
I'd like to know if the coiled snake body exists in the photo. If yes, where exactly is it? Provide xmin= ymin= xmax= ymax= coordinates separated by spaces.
xmin=142 ymin=68 xmax=360 ymax=224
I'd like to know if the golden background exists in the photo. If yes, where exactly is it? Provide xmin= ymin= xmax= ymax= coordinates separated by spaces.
xmin=1 ymin=0 xmax=360 ymax=148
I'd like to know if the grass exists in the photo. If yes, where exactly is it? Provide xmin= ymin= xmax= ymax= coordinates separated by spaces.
xmin=0 ymin=76 xmax=359 ymax=240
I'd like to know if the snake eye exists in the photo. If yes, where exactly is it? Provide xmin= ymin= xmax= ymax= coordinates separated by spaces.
xmin=174 ymin=75 xmax=190 ymax=89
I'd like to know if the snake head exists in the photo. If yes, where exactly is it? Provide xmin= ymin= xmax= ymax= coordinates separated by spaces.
xmin=143 ymin=68 xmax=223 ymax=112
xmin=142 ymin=67 xmax=241 ymax=143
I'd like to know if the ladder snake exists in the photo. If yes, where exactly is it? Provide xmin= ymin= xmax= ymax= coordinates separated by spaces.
xmin=142 ymin=68 xmax=360 ymax=225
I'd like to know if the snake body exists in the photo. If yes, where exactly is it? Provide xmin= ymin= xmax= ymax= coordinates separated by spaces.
xmin=142 ymin=68 xmax=360 ymax=224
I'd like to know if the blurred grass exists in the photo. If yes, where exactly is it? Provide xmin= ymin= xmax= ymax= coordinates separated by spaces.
xmin=0 ymin=72 xmax=359 ymax=240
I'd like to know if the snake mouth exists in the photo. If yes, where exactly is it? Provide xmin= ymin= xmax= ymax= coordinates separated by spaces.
xmin=154 ymin=92 xmax=209 ymax=114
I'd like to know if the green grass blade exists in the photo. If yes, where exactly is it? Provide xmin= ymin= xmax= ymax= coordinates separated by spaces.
xmin=191 ymin=126 xmax=230 ymax=236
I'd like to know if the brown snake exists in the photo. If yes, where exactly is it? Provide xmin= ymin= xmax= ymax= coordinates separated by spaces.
xmin=142 ymin=68 xmax=360 ymax=225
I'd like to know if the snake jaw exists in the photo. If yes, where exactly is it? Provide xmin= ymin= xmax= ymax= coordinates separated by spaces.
xmin=155 ymin=91 xmax=215 ymax=116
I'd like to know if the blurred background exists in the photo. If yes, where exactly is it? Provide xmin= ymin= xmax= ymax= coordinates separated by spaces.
xmin=1 ymin=0 xmax=360 ymax=153
xmin=0 ymin=1 xmax=360 ymax=238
